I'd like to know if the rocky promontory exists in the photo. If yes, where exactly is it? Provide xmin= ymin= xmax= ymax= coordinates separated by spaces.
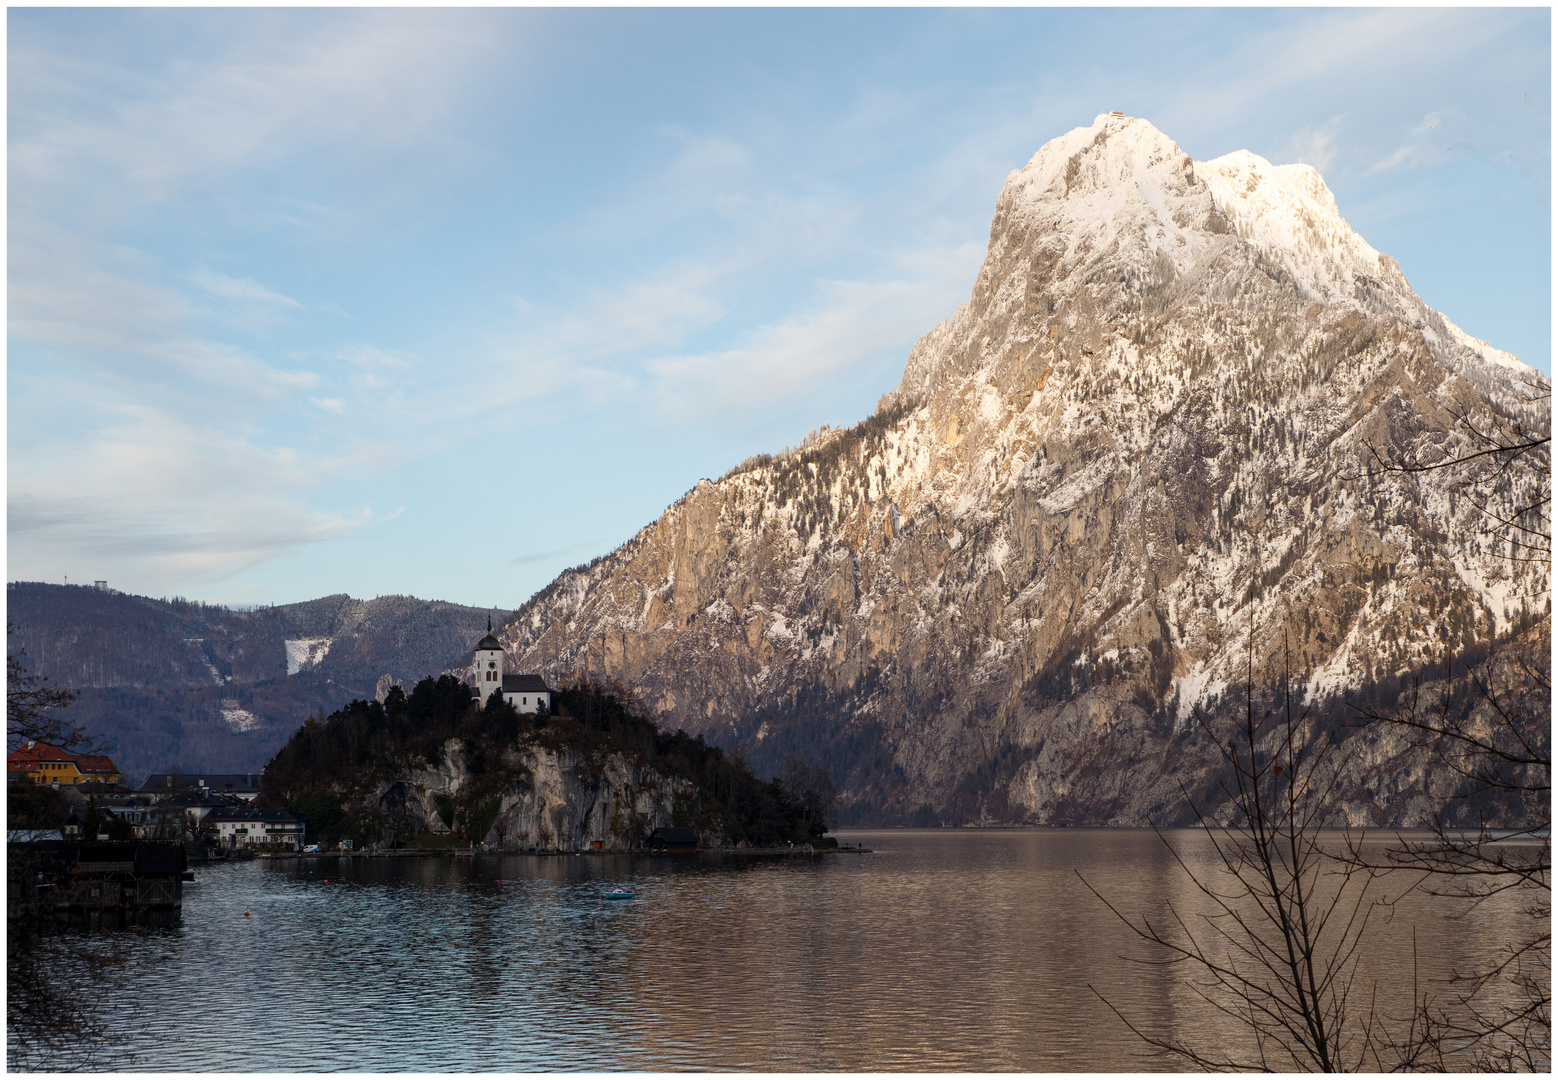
xmin=259 ymin=675 xmax=836 ymax=851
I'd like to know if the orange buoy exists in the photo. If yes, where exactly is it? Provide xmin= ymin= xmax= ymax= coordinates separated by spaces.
xmin=244 ymin=912 xmax=250 ymax=917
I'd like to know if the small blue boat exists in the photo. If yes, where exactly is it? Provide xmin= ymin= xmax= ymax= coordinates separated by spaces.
xmin=602 ymin=888 xmax=635 ymax=901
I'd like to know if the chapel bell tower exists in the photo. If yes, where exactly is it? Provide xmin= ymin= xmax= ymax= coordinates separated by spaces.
xmin=474 ymin=616 xmax=504 ymax=706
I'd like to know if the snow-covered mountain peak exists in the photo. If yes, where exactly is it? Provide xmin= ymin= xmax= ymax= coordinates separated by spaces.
xmin=1001 ymin=113 xmax=1209 ymax=254
xmin=1011 ymin=113 xmax=1195 ymax=202
xmin=1189 ymin=147 xmax=1536 ymax=400
xmin=1005 ymin=117 xmax=1404 ymax=312
xmin=998 ymin=116 xmax=1426 ymax=317
xmin=1192 ymin=149 xmax=1399 ymax=307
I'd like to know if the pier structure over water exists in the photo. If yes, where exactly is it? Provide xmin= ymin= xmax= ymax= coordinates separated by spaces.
xmin=12 ymin=839 xmax=191 ymax=913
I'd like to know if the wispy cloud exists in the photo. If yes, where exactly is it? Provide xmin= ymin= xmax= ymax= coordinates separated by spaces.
xmin=9 ymin=10 xmax=505 ymax=213
xmin=509 ymin=542 xmax=603 ymax=567
xmin=442 ymin=125 xmax=972 ymax=435
xmin=337 ymin=343 xmax=412 ymax=394
xmin=1367 ymin=107 xmax=1473 ymax=175
xmin=10 ymin=231 xmax=320 ymax=400
xmin=1284 ymin=116 xmax=1344 ymax=175
xmin=1162 ymin=10 xmax=1505 ymax=127
xmin=1368 ymin=144 xmax=1421 ymax=176
xmin=10 ymin=240 xmax=322 ymax=398
xmin=192 ymin=267 xmax=302 ymax=308
xmin=641 ymin=254 xmax=980 ymax=423
xmin=6 ymin=401 xmax=378 ymax=591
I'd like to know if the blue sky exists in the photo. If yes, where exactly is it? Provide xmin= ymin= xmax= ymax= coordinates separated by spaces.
xmin=8 ymin=8 xmax=1550 ymax=609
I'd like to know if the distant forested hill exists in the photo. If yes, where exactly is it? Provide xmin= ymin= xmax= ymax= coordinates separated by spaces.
xmin=6 ymin=582 xmax=509 ymax=780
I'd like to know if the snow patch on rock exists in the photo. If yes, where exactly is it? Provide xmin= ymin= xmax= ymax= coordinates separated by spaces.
xmin=285 ymin=637 xmax=332 ymax=676
xmin=220 ymin=699 xmax=261 ymax=732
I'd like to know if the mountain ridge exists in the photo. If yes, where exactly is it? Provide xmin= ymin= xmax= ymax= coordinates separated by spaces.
xmin=6 ymin=581 xmax=510 ymax=777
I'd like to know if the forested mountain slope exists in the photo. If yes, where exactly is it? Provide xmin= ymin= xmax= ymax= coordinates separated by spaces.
xmin=6 ymin=582 xmax=507 ymax=778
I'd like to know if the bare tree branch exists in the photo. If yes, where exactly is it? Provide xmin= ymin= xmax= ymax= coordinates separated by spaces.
xmin=1345 ymin=628 xmax=1550 ymax=1069
xmin=7 ymin=623 xmax=94 ymax=753
xmin=1083 ymin=635 xmax=1418 ymax=1071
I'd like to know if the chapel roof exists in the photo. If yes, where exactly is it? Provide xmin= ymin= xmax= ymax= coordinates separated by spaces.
xmin=502 ymin=673 xmax=551 ymax=693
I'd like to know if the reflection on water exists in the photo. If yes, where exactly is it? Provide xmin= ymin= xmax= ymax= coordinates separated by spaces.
xmin=17 ymin=830 xmax=1540 ymax=1071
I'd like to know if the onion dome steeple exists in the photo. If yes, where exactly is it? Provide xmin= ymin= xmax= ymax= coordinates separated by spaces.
xmin=476 ymin=614 xmax=501 ymax=653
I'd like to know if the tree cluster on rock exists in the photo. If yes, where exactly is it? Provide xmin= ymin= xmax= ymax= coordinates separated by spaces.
xmin=259 ymin=676 xmax=834 ymax=849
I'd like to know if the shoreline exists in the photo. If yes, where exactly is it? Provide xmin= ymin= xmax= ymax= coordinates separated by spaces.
xmin=256 ymin=844 xmax=873 ymax=860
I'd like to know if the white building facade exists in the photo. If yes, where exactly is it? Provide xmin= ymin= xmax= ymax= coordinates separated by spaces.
xmin=471 ymin=627 xmax=552 ymax=714
xmin=204 ymin=806 xmax=305 ymax=850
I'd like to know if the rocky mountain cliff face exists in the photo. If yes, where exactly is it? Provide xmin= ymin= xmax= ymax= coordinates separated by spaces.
xmin=376 ymin=739 xmax=696 ymax=852
xmin=495 ymin=114 xmax=1548 ymax=826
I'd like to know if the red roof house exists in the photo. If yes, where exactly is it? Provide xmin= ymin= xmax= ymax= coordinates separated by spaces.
xmin=7 ymin=741 xmax=120 ymax=786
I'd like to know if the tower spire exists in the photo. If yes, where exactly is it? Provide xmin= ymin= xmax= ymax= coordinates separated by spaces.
xmin=487 ymin=614 xmax=492 ymax=632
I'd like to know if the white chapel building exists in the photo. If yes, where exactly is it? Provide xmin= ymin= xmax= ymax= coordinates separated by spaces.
xmin=472 ymin=624 xmax=552 ymax=714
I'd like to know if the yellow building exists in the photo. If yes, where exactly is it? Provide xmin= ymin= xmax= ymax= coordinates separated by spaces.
xmin=7 ymin=742 xmax=121 ymax=786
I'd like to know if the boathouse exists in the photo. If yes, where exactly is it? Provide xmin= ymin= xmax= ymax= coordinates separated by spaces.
xmin=11 ymin=839 xmax=191 ymax=913
xmin=647 ymin=827 xmax=698 ymax=853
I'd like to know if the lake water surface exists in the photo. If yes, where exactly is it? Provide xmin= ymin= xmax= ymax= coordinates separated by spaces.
xmin=22 ymin=829 xmax=1539 ymax=1071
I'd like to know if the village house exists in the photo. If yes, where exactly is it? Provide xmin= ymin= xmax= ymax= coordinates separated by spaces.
xmin=202 ymin=805 xmax=306 ymax=851
xmin=160 ymin=787 xmax=249 ymax=826
xmin=139 ymin=773 xmax=262 ymax=801
xmin=470 ymin=623 xmax=552 ymax=714
xmin=100 ymin=796 xmax=204 ymax=840
xmin=7 ymin=741 xmax=121 ymax=787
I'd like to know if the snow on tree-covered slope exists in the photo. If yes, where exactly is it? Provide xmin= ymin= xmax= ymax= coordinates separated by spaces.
xmin=496 ymin=113 xmax=1549 ymax=826
xmin=1193 ymin=143 xmax=1540 ymax=394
